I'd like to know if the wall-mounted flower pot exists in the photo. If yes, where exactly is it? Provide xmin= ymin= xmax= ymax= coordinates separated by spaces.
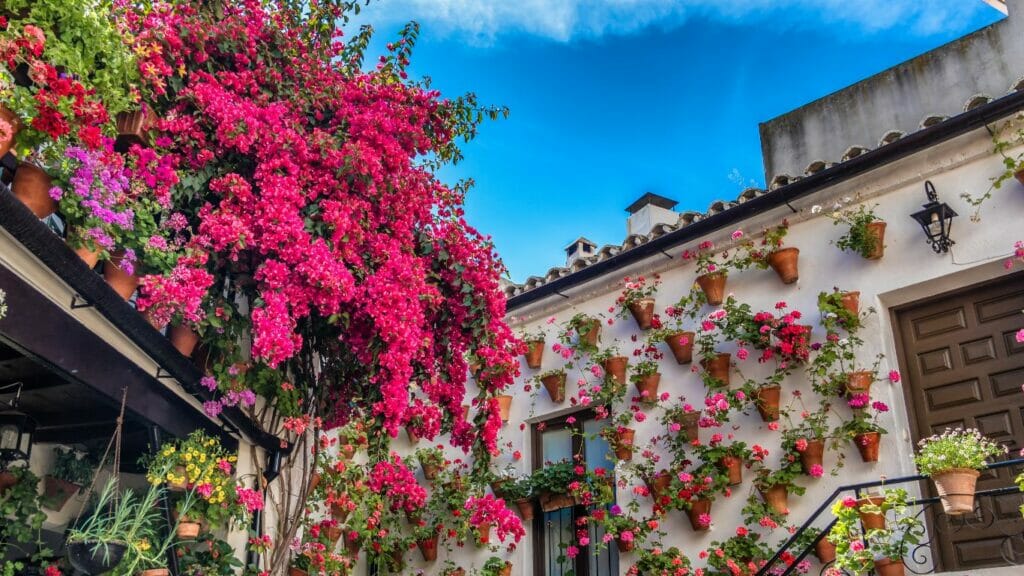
xmin=288 ymin=568 xmax=307 ymax=576
xmin=719 ymin=456 xmax=743 ymax=486
xmin=579 ymin=319 xmax=602 ymax=347
xmin=0 ymin=470 xmax=17 ymax=493
xmin=169 ymin=324 xmax=199 ymax=357
xmin=496 ymin=394 xmax=513 ymax=422
xmin=103 ymin=252 xmax=139 ymax=300
xmin=696 ymin=272 xmax=727 ymax=306
xmin=1015 ymin=169 xmax=1024 ymax=186
xmin=42 ymin=475 xmax=81 ymax=511
xmin=540 ymin=372 xmax=567 ymax=403
xmin=678 ymin=410 xmax=701 ymax=442
xmin=814 ymin=538 xmax=836 ymax=564
xmin=767 ymin=247 xmax=800 ymax=284
xmin=840 ymin=291 xmax=860 ymax=316
xmin=340 ymin=444 xmax=356 ymax=459
xmin=601 ymin=356 xmax=629 ymax=385
xmin=845 ymin=371 xmax=873 ymax=397
xmin=421 ymin=461 xmax=441 ymax=481
xmin=405 ymin=425 xmax=420 ymax=444
xmin=308 ymin=472 xmax=321 ymax=494
xmin=932 ymin=468 xmax=980 ymax=515
xmin=873 ymin=558 xmax=905 ymax=576
xmin=390 ymin=549 xmax=405 ymax=571
xmin=12 ymin=162 xmax=57 ymax=219
xmin=799 ymin=439 xmax=825 ymax=475
xmin=645 ymin=472 xmax=672 ymax=501
xmin=177 ymin=520 xmax=201 ymax=539
xmin=417 ymin=537 xmax=438 ymax=562
xmin=498 ymin=562 xmax=512 ymax=576
xmin=524 ymin=340 xmax=545 ymax=369
xmin=69 ymin=233 xmax=101 ymax=270
xmin=0 ymin=106 xmax=21 ymax=158
xmin=613 ymin=428 xmax=635 ymax=461
xmin=514 ymin=498 xmax=535 ymax=521
xmin=685 ymin=499 xmax=712 ymax=531
xmin=345 ymin=537 xmax=360 ymax=556
xmin=664 ymin=331 xmax=695 ymax=364
xmin=324 ymin=525 xmax=343 ymax=545
xmin=857 ymin=495 xmax=886 ymax=530
xmin=628 ymin=298 xmax=656 ymax=330
xmin=854 ymin=432 xmax=881 ymax=463
xmin=864 ymin=222 xmax=887 ymax=260
xmin=616 ymin=537 xmax=635 ymax=553
xmin=539 ymin=491 xmax=575 ymax=512
xmin=701 ymin=353 xmax=732 ymax=387
xmin=67 ymin=540 xmax=128 ymax=575
xmin=633 ymin=373 xmax=661 ymax=404
xmin=755 ymin=385 xmax=781 ymax=422
xmin=114 ymin=106 xmax=158 ymax=152
xmin=475 ymin=523 xmax=492 ymax=546
xmin=141 ymin=569 xmax=170 ymax=576
xmin=760 ymin=483 xmax=789 ymax=515
xmin=445 ymin=569 xmax=465 ymax=576
xmin=330 ymin=501 xmax=350 ymax=522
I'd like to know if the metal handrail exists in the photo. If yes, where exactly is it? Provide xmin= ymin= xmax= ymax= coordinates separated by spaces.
xmin=755 ymin=457 xmax=1024 ymax=576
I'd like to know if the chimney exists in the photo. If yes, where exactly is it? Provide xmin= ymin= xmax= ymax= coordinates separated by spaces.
xmin=626 ymin=192 xmax=678 ymax=237
xmin=564 ymin=237 xmax=598 ymax=267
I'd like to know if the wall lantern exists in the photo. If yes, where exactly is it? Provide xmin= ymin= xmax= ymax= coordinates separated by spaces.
xmin=0 ymin=382 xmax=36 ymax=464
xmin=910 ymin=180 xmax=957 ymax=253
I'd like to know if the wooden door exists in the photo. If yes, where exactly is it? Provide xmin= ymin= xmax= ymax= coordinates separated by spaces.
xmin=895 ymin=272 xmax=1024 ymax=571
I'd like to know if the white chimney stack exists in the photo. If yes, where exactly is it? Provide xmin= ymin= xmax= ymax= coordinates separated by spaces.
xmin=626 ymin=192 xmax=678 ymax=237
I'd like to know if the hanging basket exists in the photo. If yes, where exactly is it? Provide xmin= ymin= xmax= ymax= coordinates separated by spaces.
xmin=524 ymin=340 xmax=545 ymax=370
xmin=67 ymin=540 xmax=128 ymax=575
xmin=932 ymin=468 xmax=980 ymax=515
xmin=664 ymin=331 xmax=695 ymax=364
xmin=696 ymin=272 xmax=727 ymax=306
xmin=628 ymin=298 xmax=656 ymax=330
xmin=767 ymin=247 xmax=800 ymax=284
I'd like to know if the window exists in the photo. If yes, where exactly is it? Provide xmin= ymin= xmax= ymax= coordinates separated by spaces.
xmin=531 ymin=410 xmax=618 ymax=576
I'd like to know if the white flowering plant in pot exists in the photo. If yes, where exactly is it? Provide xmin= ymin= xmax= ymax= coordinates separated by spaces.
xmin=914 ymin=427 xmax=1006 ymax=515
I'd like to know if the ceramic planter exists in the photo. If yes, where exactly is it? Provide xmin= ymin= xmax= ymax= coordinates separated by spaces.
xmin=417 ymin=537 xmax=438 ymax=562
xmin=324 ymin=525 xmax=343 ymax=545
xmin=476 ymin=523 xmax=492 ymax=546
xmin=104 ymin=252 xmax=139 ymax=300
xmin=633 ymin=372 xmax=661 ymax=404
xmin=701 ymin=353 xmax=731 ymax=387
xmin=601 ymin=356 xmax=629 ymax=385
xmin=288 ymin=568 xmax=308 ymax=576
xmin=685 ymin=499 xmax=712 ymax=531
xmin=845 ymin=370 xmax=874 ymax=396
xmin=755 ymin=385 xmax=781 ymax=422
xmin=539 ymin=491 xmax=575 ymax=512
xmin=696 ymin=272 xmax=727 ymax=306
xmin=496 ymin=394 xmax=513 ymax=422
xmin=613 ymin=428 xmax=635 ymax=461
xmin=42 ymin=475 xmax=80 ymax=511
xmin=767 ymin=247 xmax=800 ymax=284
xmin=0 ymin=105 xmax=20 ymax=158
xmin=857 ymin=495 xmax=886 ymax=530
xmin=814 ymin=538 xmax=837 ymax=564
xmin=760 ymin=483 xmax=789 ymax=515
xmin=628 ymin=297 xmax=656 ymax=330
xmin=799 ymin=439 xmax=825 ymax=475
xmin=515 ymin=498 xmax=535 ymax=521
xmin=720 ymin=456 xmax=743 ymax=486
xmin=12 ymin=162 xmax=57 ymax=219
xmin=932 ymin=468 xmax=980 ymax=515
xmin=677 ymin=410 xmax=701 ymax=442
xmin=664 ymin=331 xmax=695 ymax=364
xmin=177 ymin=521 xmax=201 ymax=539
xmin=616 ymin=537 xmax=635 ymax=553
xmin=114 ymin=106 xmax=158 ymax=151
xmin=67 ymin=541 xmax=128 ymax=575
xmin=169 ymin=324 xmax=200 ymax=357
xmin=873 ymin=558 xmax=905 ymax=576
xmin=330 ymin=502 xmax=349 ymax=522
xmin=540 ymin=372 xmax=567 ymax=403
xmin=841 ymin=291 xmax=860 ymax=316
xmin=579 ymin=319 xmax=602 ymax=347
xmin=864 ymin=221 xmax=887 ymax=260
xmin=646 ymin=473 xmax=672 ymax=501
xmin=421 ymin=461 xmax=441 ymax=481
xmin=524 ymin=339 xmax=545 ymax=369
xmin=854 ymin=432 xmax=881 ymax=462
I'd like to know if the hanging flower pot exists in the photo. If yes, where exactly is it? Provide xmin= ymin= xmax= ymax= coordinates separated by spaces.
xmin=177 ymin=520 xmax=201 ymax=539
xmin=417 ymin=536 xmax=438 ymax=562
xmin=496 ymin=394 xmax=513 ymax=422
xmin=421 ymin=461 xmax=441 ymax=481
xmin=767 ymin=247 xmax=800 ymax=284
xmin=114 ymin=106 xmax=158 ymax=151
xmin=169 ymin=324 xmax=200 ymax=357
xmin=685 ymin=499 xmax=712 ymax=531
xmin=330 ymin=502 xmax=350 ymax=522
xmin=476 ymin=523 xmax=492 ymax=546
xmin=540 ymin=372 xmax=567 ymax=403
xmin=755 ymin=385 xmax=781 ymax=422
xmin=854 ymin=432 xmax=881 ymax=462
xmin=67 ymin=541 xmax=128 ymax=575
xmin=345 ymin=537 xmax=360 ymax=556
xmin=857 ymin=495 xmax=886 ymax=530
xmin=633 ymin=373 xmax=661 ymax=404
xmin=390 ymin=549 xmax=405 ymax=572
xmin=628 ymin=298 xmax=656 ymax=330
xmin=103 ymin=252 xmax=139 ymax=300
xmin=931 ymin=468 xmax=980 ymax=515
xmin=677 ymin=410 xmax=701 ymax=442
xmin=701 ymin=353 xmax=731 ymax=387
xmin=719 ymin=456 xmax=743 ymax=486
xmin=288 ymin=568 xmax=308 ymax=576
xmin=696 ymin=272 xmax=727 ymax=306
xmin=308 ymin=472 xmax=322 ymax=494
xmin=601 ymin=356 xmax=629 ymax=385
xmin=324 ymin=525 xmax=343 ymax=545
xmin=814 ymin=538 xmax=836 ymax=564
xmin=539 ymin=491 xmax=575 ymax=512
xmin=664 ymin=331 xmax=695 ymax=364
xmin=645 ymin=472 xmax=672 ymax=501
xmin=141 ymin=568 xmax=170 ymax=576
xmin=616 ymin=536 xmax=635 ymax=553
xmin=12 ymin=162 xmax=57 ymax=219
xmin=42 ymin=475 xmax=81 ymax=511
xmin=340 ymin=443 xmax=357 ymax=460
xmin=799 ymin=439 xmax=825 ymax=475
xmin=873 ymin=558 xmax=905 ymax=576
xmin=613 ymin=427 xmax=635 ymax=461
xmin=580 ymin=318 xmax=602 ymax=347
xmin=760 ymin=484 xmax=789 ymax=515
xmin=0 ymin=105 xmax=21 ymax=158
xmin=514 ymin=498 xmax=535 ymax=521
xmin=406 ymin=425 xmax=421 ymax=443
xmin=864 ymin=222 xmax=887 ymax=260
xmin=498 ymin=562 xmax=512 ymax=576
xmin=524 ymin=340 xmax=545 ymax=369
xmin=0 ymin=470 xmax=17 ymax=493
xmin=446 ymin=570 xmax=465 ymax=576
xmin=845 ymin=371 xmax=873 ymax=396
xmin=1014 ymin=169 xmax=1024 ymax=186
xmin=840 ymin=291 xmax=860 ymax=316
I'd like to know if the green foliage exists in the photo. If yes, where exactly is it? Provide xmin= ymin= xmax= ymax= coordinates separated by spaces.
xmin=0 ymin=466 xmax=46 ymax=547
xmin=829 ymin=204 xmax=883 ymax=258
xmin=178 ymin=533 xmax=244 ymax=576
xmin=630 ymin=546 xmax=692 ymax=574
xmin=914 ymin=427 xmax=1006 ymax=476
xmin=479 ymin=557 xmax=510 ymax=576
xmin=829 ymin=488 xmax=925 ymax=573
xmin=962 ymin=115 xmax=1024 ymax=220
xmin=50 ymin=446 xmax=95 ymax=486
xmin=817 ymin=289 xmax=862 ymax=332
xmin=530 ymin=461 xmax=575 ymax=494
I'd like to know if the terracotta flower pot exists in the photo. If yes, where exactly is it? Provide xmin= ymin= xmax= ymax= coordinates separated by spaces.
xmin=288 ymin=568 xmax=307 ymax=576
xmin=613 ymin=428 xmax=635 ymax=461
xmin=524 ymin=339 xmax=545 ymax=369
xmin=177 ymin=521 xmax=201 ymax=539
xmin=41 ymin=475 xmax=80 ymax=511
xmin=678 ymin=410 xmax=701 ymax=442
xmin=12 ymin=162 xmax=57 ymax=219
xmin=169 ymin=324 xmax=200 ymax=357
xmin=340 ymin=443 xmax=356 ymax=459
xmin=696 ymin=272 xmax=727 ymax=306
xmin=498 ymin=562 xmax=512 ymax=576
xmin=633 ymin=372 xmax=661 ymax=404
xmin=685 ymin=499 xmax=712 ymax=531
xmin=515 ymin=498 xmax=535 ymax=521
xmin=390 ymin=549 xmax=405 ymax=571
xmin=628 ymin=298 xmax=656 ymax=330
xmin=421 ymin=461 xmax=441 ymax=481
xmin=701 ymin=353 xmax=731 ymax=387
xmin=1015 ymin=169 xmax=1024 ymax=186
xmin=864 ymin=221 xmax=887 ymax=260
xmin=814 ymin=538 xmax=836 ymax=564
xmin=845 ymin=371 xmax=873 ymax=396
xmin=0 ymin=471 xmax=17 ymax=494
xmin=646 ymin=473 xmax=672 ymax=501
xmin=417 ymin=537 xmax=438 ymax=562
xmin=579 ymin=319 xmax=602 ymax=347
xmin=345 ymin=537 xmax=360 ymax=556
xmin=799 ymin=439 xmax=825 ymax=475
xmin=308 ymin=472 xmax=321 ymax=494
xmin=873 ymin=558 xmax=905 ymax=576
xmin=104 ymin=252 xmax=139 ymax=300
xmin=114 ymin=106 xmax=158 ymax=151
xmin=325 ymin=525 xmax=343 ymax=544
xmin=141 ymin=569 xmax=170 ymax=576
xmin=755 ymin=385 xmax=781 ymax=422
xmin=767 ymin=247 xmax=800 ymax=284
xmin=854 ymin=432 xmax=881 ymax=463
xmin=932 ymin=468 xmax=980 ymax=515
xmin=840 ymin=291 xmax=860 ymax=316
xmin=541 ymin=372 xmax=567 ymax=403
xmin=857 ymin=495 xmax=886 ymax=530
xmin=601 ymin=356 xmax=629 ymax=385
xmin=760 ymin=483 xmax=789 ymax=515
xmin=539 ymin=491 xmax=575 ymax=512
xmin=330 ymin=502 xmax=350 ymax=522
xmin=496 ymin=394 xmax=513 ymax=422
xmin=664 ymin=331 xmax=695 ymax=364
xmin=446 ymin=570 xmax=465 ymax=576
xmin=476 ymin=523 xmax=492 ymax=546
xmin=720 ymin=456 xmax=743 ymax=486
xmin=616 ymin=537 xmax=635 ymax=553
xmin=0 ymin=105 xmax=21 ymax=158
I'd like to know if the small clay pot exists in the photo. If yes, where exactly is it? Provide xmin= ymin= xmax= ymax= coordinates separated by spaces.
xmin=814 ymin=538 xmax=837 ymax=564
xmin=932 ymin=468 xmax=980 ymax=515
xmin=613 ymin=428 xmax=635 ymax=461
xmin=685 ymin=499 xmax=712 ymax=531
xmin=0 ymin=105 xmax=21 ymax=158
xmin=579 ymin=319 xmax=602 ymax=347
xmin=855 ymin=432 xmax=881 ymax=463
xmin=141 ymin=569 xmax=170 ymax=576
xmin=12 ymin=162 xmax=57 ymax=219
xmin=601 ymin=356 xmax=629 ymax=385
xmin=616 ymin=537 xmax=635 ymax=553
xmin=760 ymin=483 xmax=789 ymax=515
xmin=633 ymin=373 xmax=661 ymax=404
xmin=840 ymin=291 xmax=860 ymax=316
xmin=701 ymin=353 xmax=731 ymax=387
xmin=767 ymin=247 xmax=800 ymax=284
xmin=646 ymin=472 xmax=673 ymax=501
xmin=41 ymin=476 xmax=80 ymax=511
xmin=857 ymin=495 xmax=886 ymax=530
xmin=799 ymin=439 xmax=825 ymax=475
xmin=845 ymin=370 xmax=874 ymax=396
xmin=864 ymin=222 xmax=887 ymax=260
xmin=628 ymin=297 xmax=656 ymax=330
xmin=515 ymin=498 xmax=535 ymax=521
xmin=873 ymin=558 xmax=905 ymax=576
xmin=103 ymin=251 xmax=139 ymax=300
xmin=696 ymin=272 xmax=727 ymax=306
xmin=417 ymin=537 xmax=438 ymax=562
xmin=524 ymin=339 xmax=545 ymax=369
xmin=169 ymin=324 xmax=200 ymax=357
xmin=539 ymin=491 xmax=575 ymax=512
xmin=677 ymin=410 xmax=701 ymax=442
xmin=720 ymin=456 xmax=743 ymax=486
xmin=496 ymin=394 xmax=513 ymax=422
xmin=755 ymin=385 xmax=781 ymax=422
xmin=541 ymin=372 xmax=567 ymax=403
xmin=664 ymin=331 xmax=695 ymax=364
xmin=421 ymin=461 xmax=441 ymax=481
xmin=177 ymin=521 xmax=201 ymax=539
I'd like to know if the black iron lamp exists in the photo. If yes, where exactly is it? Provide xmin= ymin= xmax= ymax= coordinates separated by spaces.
xmin=910 ymin=180 xmax=957 ymax=253
xmin=0 ymin=382 xmax=36 ymax=464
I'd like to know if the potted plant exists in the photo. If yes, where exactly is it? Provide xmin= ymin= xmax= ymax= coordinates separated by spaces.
xmin=42 ymin=446 xmax=93 ymax=511
xmin=501 ymin=476 xmax=535 ymax=521
xmin=565 ymin=313 xmax=603 ymax=352
xmin=518 ymin=326 xmax=546 ymax=370
xmin=615 ymin=275 xmax=660 ymax=330
xmin=532 ymin=461 xmax=577 ymax=512
xmin=751 ymin=461 xmax=806 ymax=518
xmin=592 ymin=346 xmax=629 ymax=388
xmin=682 ymin=240 xmax=732 ymax=306
xmin=836 ymin=396 xmax=889 ymax=463
xmin=818 ymin=288 xmax=863 ymax=332
xmin=655 ymin=290 xmax=704 ymax=364
xmin=830 ymin=204 xmax=887 ymax=260
xmin=629 ymin=340 xmax=663 ymax=406
xmin=705 ymin=528 xmax=771 ymax=576
xmin=761 ymin=222 xmax=800 ymax=284
xmin=781 ymin=409 xmax=833 ymax=478
xmin=661 ymin=401 xmax=702 ymax=443
xmin=602 ymin=420 xmax=637 ymax=462
xmin=537 ymin=369 xmax=567 ymax=404
xmin=0 ymin=465 xmax=46 ymax=547
xmin=630 ymin=546 xmax=692 ymax=574
xmin=668 ymin=465 xmax=728 ymax=531
xmin=697 ymin=438 xmax=755 ymax=487
xmin=829 ymin=488 xmax=925 ymax=576
xmin=415 ymin=446 xmax=446 ymax=481
xmin=595 ymin=504 xmax=654 ymax=553
xmin=479 ymin=557 xmax=512 ymax=576
xmin=913 ymin=427 xmax=1006 ymax=514
xmin=793 ymin=527 xmax=836 ymax=564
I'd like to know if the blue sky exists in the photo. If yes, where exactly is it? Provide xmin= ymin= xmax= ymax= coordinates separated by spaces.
xmin=353 ymin=1 xmax=1004 ymax=282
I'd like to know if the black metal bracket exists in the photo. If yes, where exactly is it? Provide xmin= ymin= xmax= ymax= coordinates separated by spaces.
xmin=784 ymin=199 xmax=798 ymax=213
xmin=70 ymin=294 xmax=92 ymax=309
xmin=155 ymin=367 xmax=175 ymax=380
xmin=553 ymin=290 xmax=570 ymax=299
xmin=659 ymin=248 xmax=674 ymax=260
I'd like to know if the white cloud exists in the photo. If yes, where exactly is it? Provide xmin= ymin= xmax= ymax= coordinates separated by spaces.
xmin=360 ymin=0 xmax=995 ymax=43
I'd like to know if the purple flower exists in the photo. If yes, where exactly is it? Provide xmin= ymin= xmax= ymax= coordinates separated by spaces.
xmin=609 ymin=504 xmax=622 ymax=516
xmin=239 ymin=389 xmax=257 ymax=406
xmin=200 ymin=376 xmax=217 ymax=391
xmin=49 ymin=186 xmax=64 ymax=201
xmin=203 ymin=400 xmax=223 ymax=418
